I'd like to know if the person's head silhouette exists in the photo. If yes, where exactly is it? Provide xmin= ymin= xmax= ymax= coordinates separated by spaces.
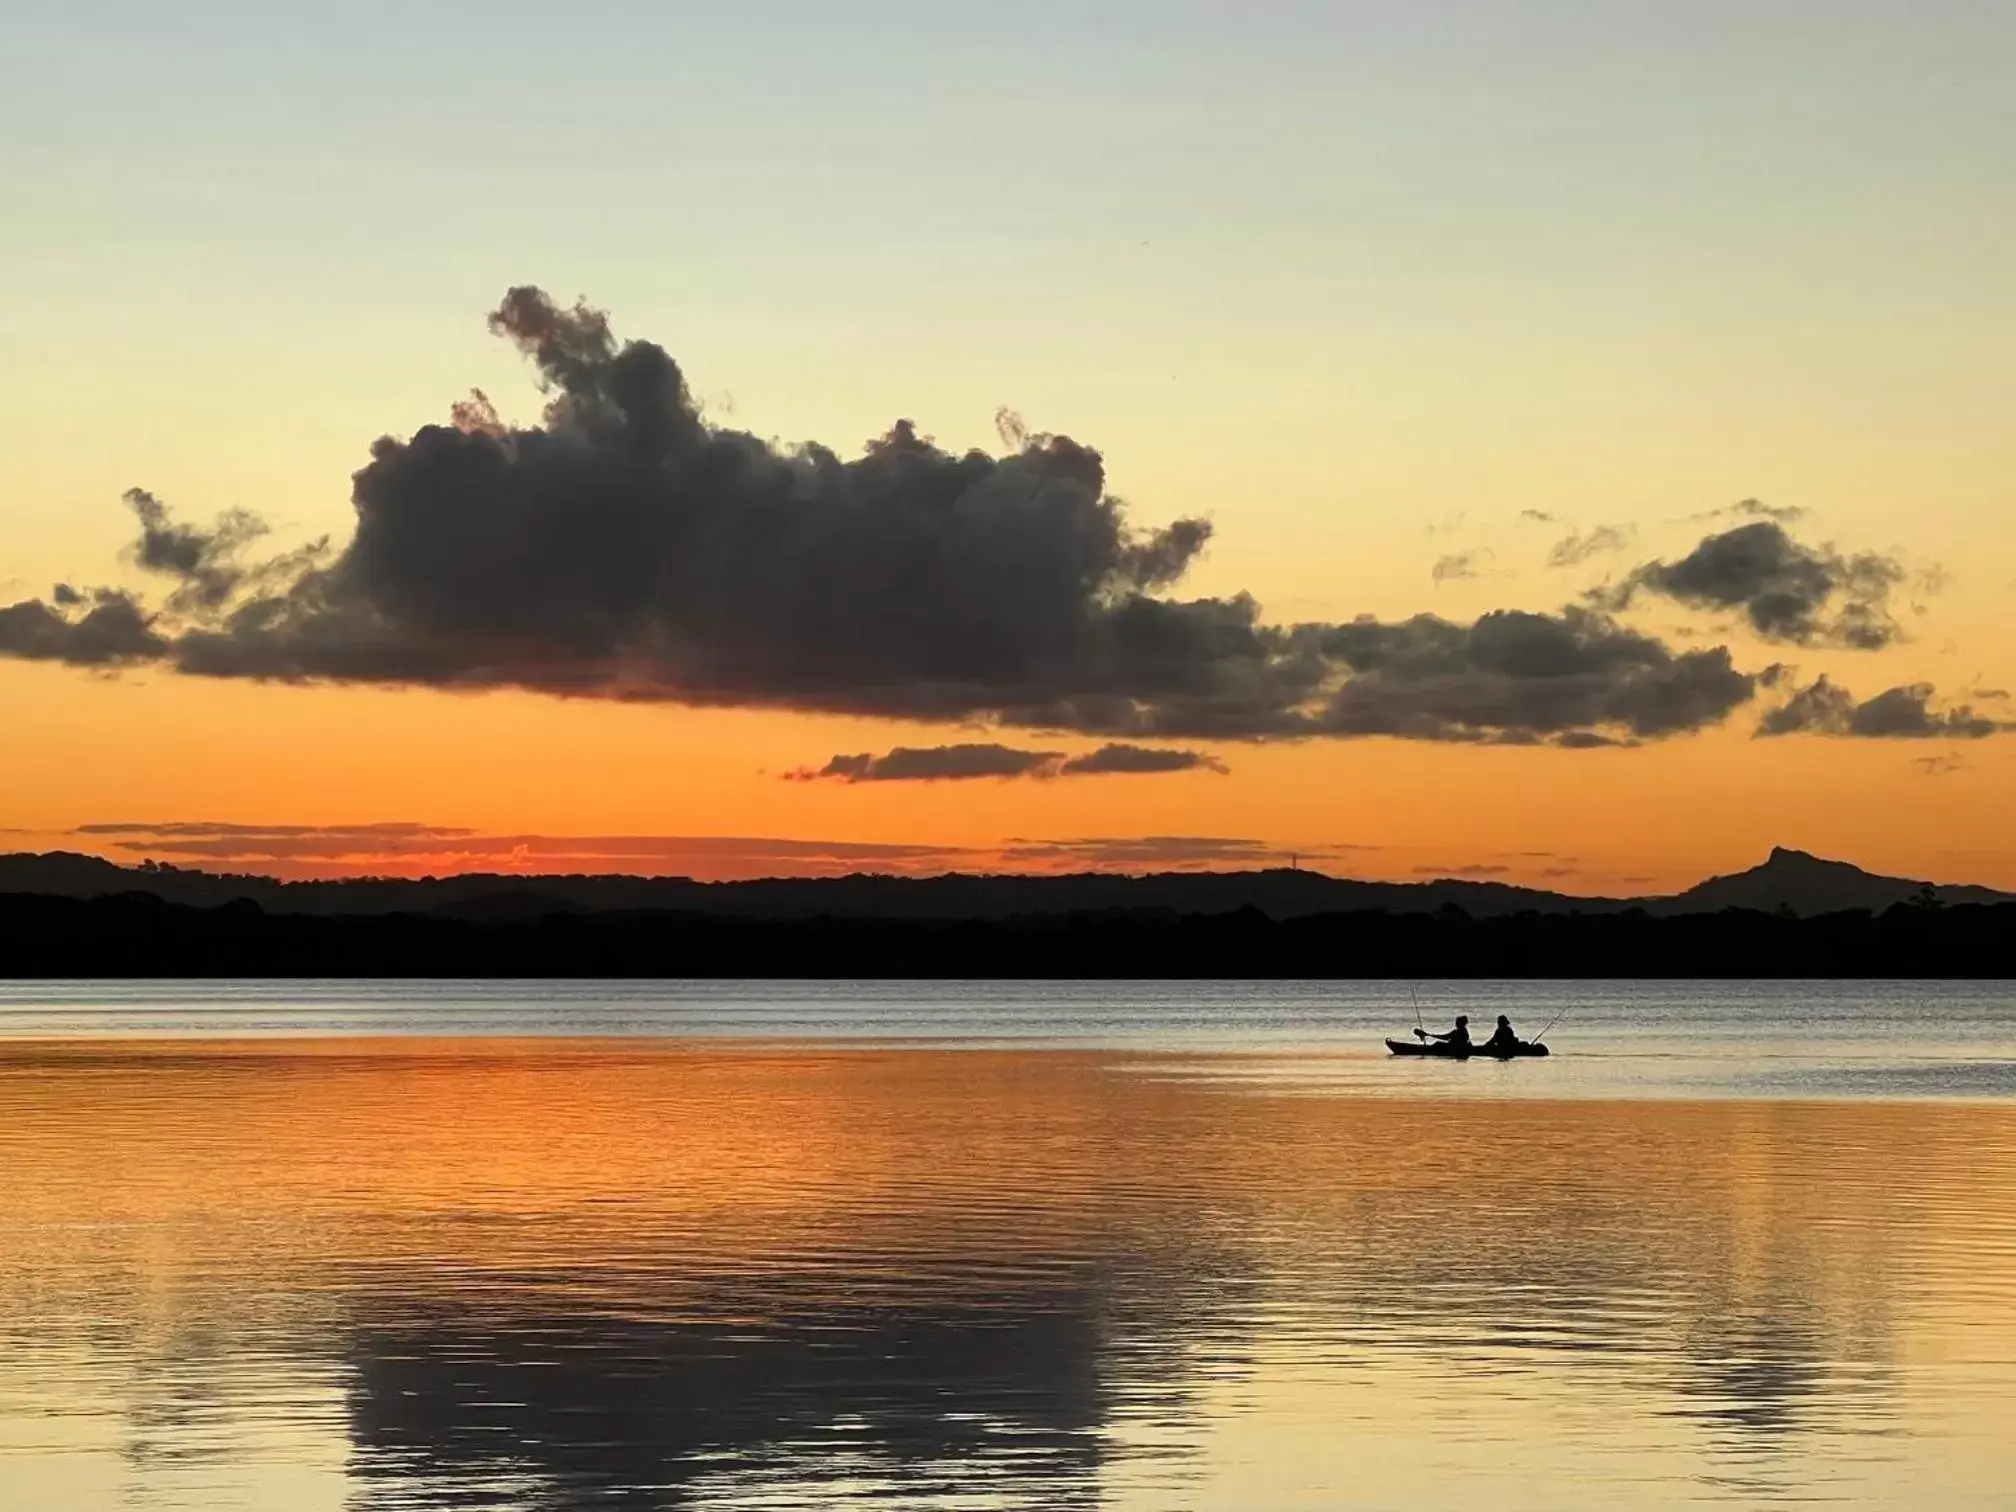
xmin=1497 ymin=1015 xmax=1510 ymax=1029
xmin=1455 ymin=1015 xmax=1468 ymax=1027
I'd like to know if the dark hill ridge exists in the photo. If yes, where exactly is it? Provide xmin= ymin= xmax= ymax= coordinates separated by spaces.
xmin=0 ymin=852 xmax=1592 ymax=920
xmin=0 ymin=846 xmax=2006 ymax=920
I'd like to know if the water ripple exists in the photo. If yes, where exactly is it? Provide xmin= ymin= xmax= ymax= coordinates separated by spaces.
xmin=0 ymin=990 xmax=2013 ymax=1508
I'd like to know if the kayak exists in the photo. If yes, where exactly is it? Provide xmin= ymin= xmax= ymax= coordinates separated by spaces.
xmin=1386 ymin=1038 xmax=1549 ymax=1059
xmin=1386 ymin=1038 xmax=1550 ymax=1059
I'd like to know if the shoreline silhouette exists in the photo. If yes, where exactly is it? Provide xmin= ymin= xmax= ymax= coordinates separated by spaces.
xmin=3 ymin=887 xmax=2008 ymax=978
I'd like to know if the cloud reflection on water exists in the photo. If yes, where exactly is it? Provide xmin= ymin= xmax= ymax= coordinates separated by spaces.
xmin=1 ymin=1041 xmax=2011 ymax=1509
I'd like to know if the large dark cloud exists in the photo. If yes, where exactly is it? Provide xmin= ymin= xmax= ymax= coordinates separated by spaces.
xmin=1755 ymin=676 xmax=2009 ymax=739
xmin=1 ymin=286 xmax=1779 ymax=746
xmin=1603 ymin=521 xmax=1907 ymax=649
xmin=788 ymin=743 xmax=1226 ymax=782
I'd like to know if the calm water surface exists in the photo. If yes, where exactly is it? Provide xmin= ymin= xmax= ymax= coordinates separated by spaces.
xmin=2 ymin=980 xmax=2014 ymax=1509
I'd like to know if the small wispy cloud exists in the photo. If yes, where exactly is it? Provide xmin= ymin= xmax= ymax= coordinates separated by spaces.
xmin=996 ymin=836 xmax=1377 ymax=872
xmin=1546 ymin=524 xmax=1635 ymax=568
xmin=1911 ymin=754 xmax=1969 ymax=777
xmin=70 ymin=822 xmax=971 ymax=877
xmin=784 ymin=742 xmax=1226 ymax=783
xmin=63 ymin=822 xmax=1362 ymax=881
xmin=1676 ymin=497 xmax=1807 ymax=526
xmin=77 ymin=821 xmax=477 ymax=842
xmin=1431 ymin=549 xmax=1493 ymax=584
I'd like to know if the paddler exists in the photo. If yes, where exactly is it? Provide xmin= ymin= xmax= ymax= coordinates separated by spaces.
xmin=1479 ymin=1014 xmax=1524 ymax=1054
xmin=1417 ymin=1014 xmax=1471 ymax=1050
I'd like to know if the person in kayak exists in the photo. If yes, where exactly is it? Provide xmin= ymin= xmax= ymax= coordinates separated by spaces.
xmin=1479 ymin=1014 xmax=1524 ymax=1054
xmin=1417 ymin=1014 xmax=1471 ymax=1049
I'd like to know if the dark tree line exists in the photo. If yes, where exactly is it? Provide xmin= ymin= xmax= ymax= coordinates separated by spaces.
xmin=2 ymin=891 xmax=2010 ymax=978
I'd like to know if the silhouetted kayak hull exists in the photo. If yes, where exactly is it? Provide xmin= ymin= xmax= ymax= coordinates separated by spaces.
xmin=1385 ymin=1039 xmax=1550 ymax=1059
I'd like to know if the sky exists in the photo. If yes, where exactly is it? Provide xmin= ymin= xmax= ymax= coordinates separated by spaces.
xmin=3 ymin=1 xmax=2013 ymax=891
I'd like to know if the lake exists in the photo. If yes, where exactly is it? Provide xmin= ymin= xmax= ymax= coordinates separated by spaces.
xmin=3 ymin=980 xmax=2014 ymax=1509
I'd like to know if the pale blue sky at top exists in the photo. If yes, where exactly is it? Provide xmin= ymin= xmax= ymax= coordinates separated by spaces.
xmin=3 ymin=1 xmax=2013 ymax=633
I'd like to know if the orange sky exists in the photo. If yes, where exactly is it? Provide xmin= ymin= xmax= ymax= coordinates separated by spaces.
xmin=3 ymin=9 xmax=2013 ymax=895
xmin=3 ymin=652 xmax=2012 ymax=892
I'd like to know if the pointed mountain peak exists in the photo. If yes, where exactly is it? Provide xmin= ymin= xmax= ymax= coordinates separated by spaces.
xmin=1761 ymin=846 xmax=1834 ymax=869
xmin=1662 ymin=846 xmax=2012 ymax=916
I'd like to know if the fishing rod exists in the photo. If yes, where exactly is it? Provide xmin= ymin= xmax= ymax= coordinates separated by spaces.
xmin=1409 ymin=982 xmax=1425 ymax=1038
xmin=1530 ymin=1004 xmax=1570 ymax=1044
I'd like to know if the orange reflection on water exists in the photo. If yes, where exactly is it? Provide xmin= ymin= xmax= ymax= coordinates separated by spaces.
xmin=3 ymin=1040 xmax=2015 ymax=1510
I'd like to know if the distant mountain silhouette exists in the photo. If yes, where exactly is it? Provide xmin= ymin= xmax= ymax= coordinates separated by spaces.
xmin=1649 ymin=847 xmax=2013 ymax=917
xmin=0 ymin=845 xmax=2006 ymax=922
